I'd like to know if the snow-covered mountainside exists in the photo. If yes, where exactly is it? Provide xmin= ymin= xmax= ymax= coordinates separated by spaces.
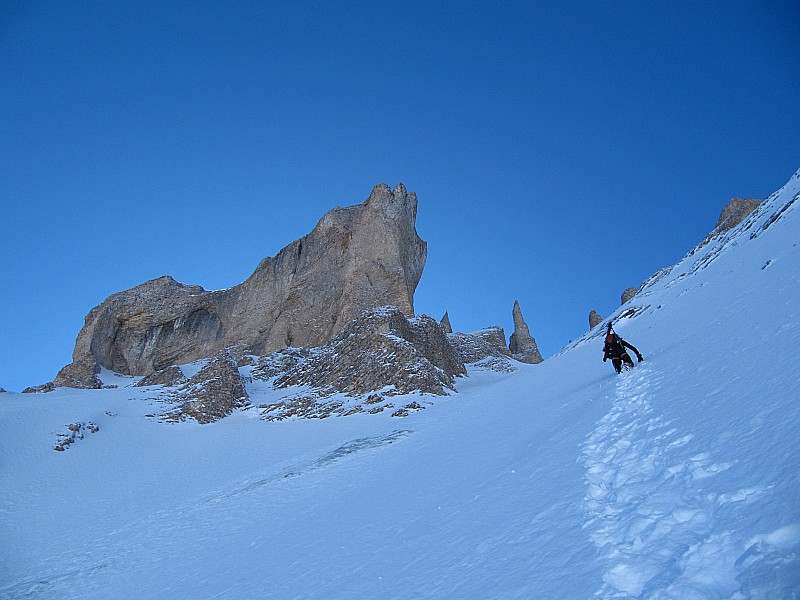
xmin=2 ymin=170 xmax=799 ymax=599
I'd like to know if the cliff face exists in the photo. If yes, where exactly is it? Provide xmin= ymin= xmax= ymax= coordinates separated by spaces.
xmin=56 ymin=184 xmax=427 ymax=387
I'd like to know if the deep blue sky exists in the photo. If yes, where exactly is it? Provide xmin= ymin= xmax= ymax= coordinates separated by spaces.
xmin=2 ymin=1 xmax=798 ymax=391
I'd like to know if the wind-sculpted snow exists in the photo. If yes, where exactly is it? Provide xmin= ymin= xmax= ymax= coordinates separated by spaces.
xmin=207 ymin=430 xmax=413 ymax=504
xmin=0 ymin=427 xmax=414 ymax=600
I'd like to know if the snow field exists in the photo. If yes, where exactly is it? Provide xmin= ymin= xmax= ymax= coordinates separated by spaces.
xmin=1 ymin=170 xmax=799 ymax=599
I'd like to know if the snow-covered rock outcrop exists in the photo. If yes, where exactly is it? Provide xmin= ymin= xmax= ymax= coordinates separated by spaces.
xmin=271 ymin=306 xmax=465 ymax=397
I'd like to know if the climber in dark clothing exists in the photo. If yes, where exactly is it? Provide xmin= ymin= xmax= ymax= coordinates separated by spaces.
xmin=603 ymin=323 xmax=643 ymax=374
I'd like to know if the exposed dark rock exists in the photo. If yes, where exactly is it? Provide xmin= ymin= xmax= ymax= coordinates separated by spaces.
xmin=392 ymin=402 xmax=425 ymax=417
xmin=447 ymin=327 xmax=516 ymax=373
xmin=165 ymin=353 xmax=250 ymax=424
xmin=440 ymin=312 xmax=453 ymax=334
xmin=258 ymin=392 xmax=398 ymax=422
xmin=619 ymin=305 xmax=650 ymax=320
xmin=251 ymin=348 xmax=310 ymax=382
xmin=22 ymin=382 xmax=56 ymax=394
xmin=236 ymin=355 xmax=257 ymax=368
xmin=56 ymin=184 xmax=427 ymax=387
xmin=694 ymin=198 xmax=764 ymax=249
xmin=54 ymin=359 xmax=101 ymax=389
xmin=621 ymin=288 xmax=639 ymax=305
xmin=274 ymin=306 xmax=466 ymax=397
xmin=508 ymin=301 xmax=543 ymax=364
xmin=53 ymin=422 xmax=99 ymax=451
xmin=473 ymin=326 xmax=511 ymax=356
xmin=715 ymin=198 xmax=762 ymax=234
xmin=259 ymin=394 xmax=339 ymax=421
xmin=135 ymin=365 xmax=188 ymax=387
xmin=589 ymin=310 xmax=603 ymax=329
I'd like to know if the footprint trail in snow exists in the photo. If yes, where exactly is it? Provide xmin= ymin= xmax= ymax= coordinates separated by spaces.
xmin=581 ymin=365 xmax=782 ymax=599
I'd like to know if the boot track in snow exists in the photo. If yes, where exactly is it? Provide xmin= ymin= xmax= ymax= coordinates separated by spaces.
xmin=582 ymin=364 xmax=745 ymax=598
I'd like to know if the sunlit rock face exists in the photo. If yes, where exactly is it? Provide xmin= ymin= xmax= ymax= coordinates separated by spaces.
xmin=55 ymin=184 xmax=427 ymax=387
xmin=508 ymin=301 xmax=543 ymax=364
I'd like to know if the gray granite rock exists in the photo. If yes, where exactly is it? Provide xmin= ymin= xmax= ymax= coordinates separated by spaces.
xmin=589 ymin=310 xmax=603 ymax=329
xmin=56 ymin=184 xmax=427 ymax=386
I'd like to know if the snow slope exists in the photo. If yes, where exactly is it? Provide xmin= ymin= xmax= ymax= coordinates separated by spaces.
xmin=1 ymin=170 xmax=799 ymax=599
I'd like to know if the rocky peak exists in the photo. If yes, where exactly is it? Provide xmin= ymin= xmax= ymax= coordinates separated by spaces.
xmin=440 ymin=311 xmax=453 ymax=334
xmin=508 ymin=301 xmax=544 ymax=364
xmin=589 ymin=310 xmax=603 ymax=329
xmin=54 ymin=184 xmax=428 ymax=387
xmin=715 ymin=198 xmax=762 ymax=234
xmin=364 ymin=183 xmax=416 ymax=222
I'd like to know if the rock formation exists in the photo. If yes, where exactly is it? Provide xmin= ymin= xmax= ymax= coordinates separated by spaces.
xmin=699 ymin=198 xmax=763 ymax=247
xmin=714 ymin=198 xmax=762 ymax=234
xmin=165 ymin=353 xmax=250 ymax=424
xmin=621 ymin=287 xmax=638 ymax=305
xmin=471 ymin=326 xmax=512 ymax=357
xmin=22 ymin=382 xmax=56 ymax=394
xmin=580 ymin=197 xmax=763 ymax=338
xmin=54 ymin=360 xmax=102 ymax=389
xmin=53 ymin=422 xmax=99 ymax=451
xmin=135 ymin=365 xmax=188 ymax=388
xmin=448 ymin=326 xmax=516 ymax=373
xmin=508 ymin=301 xmax=543 ymax=364
xmin=589 ymin=310 xmax=603 ymax=329
xmin=55 ymin=184 xmax=427 ymax=388
xmin=273 ymin=306 xmax=466 ymax=397
xmin=440 ymin=312 xmax=453 ymax=334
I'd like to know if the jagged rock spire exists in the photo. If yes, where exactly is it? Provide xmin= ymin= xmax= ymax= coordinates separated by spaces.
xmin=589 ymin=310 xmax=603 ymax=330
xmin=508 ymin=301 xmax=543 ymax=364
xmin=440 ymin=311 xmax=453 ymax=334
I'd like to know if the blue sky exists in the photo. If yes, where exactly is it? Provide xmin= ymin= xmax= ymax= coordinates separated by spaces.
xmin=1 ymin=1 xmax=798 ymax=391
